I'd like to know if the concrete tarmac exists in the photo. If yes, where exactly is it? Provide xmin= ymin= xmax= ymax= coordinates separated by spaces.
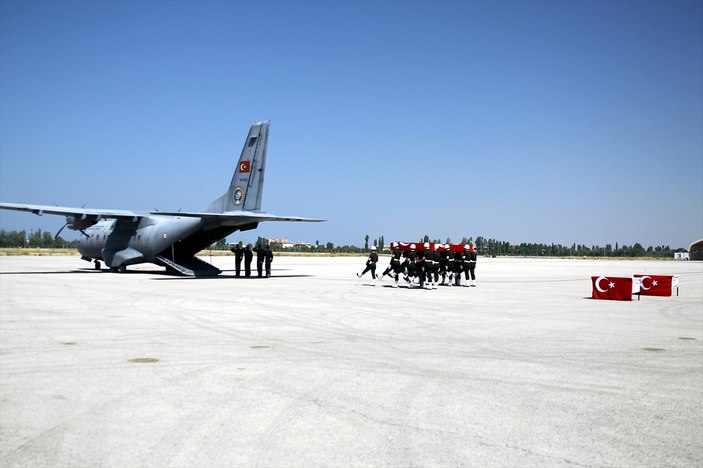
xmin=1 ymin=255 xmax=701 ymax=467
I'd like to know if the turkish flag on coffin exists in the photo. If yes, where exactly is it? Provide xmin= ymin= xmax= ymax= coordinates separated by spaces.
xmin=395 ymin=242 xmax=469 ymax=253
xmin=591 ymin=276 xmax=634 ymax=301
xmin=634 ymin=275 xmax=674 ymax=297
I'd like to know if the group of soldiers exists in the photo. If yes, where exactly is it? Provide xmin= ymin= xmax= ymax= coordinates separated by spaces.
xmin=230 ymin=243 xmax=274 ymax=277
xmin=357 ymin=242 xmax=477 ymax=289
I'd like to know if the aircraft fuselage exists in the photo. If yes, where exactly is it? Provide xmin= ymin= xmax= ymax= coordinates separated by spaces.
xmin=78 ymin=216 xmax=235 ymax=272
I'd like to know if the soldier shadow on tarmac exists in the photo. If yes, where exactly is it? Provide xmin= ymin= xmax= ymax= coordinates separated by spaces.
xmin=152 ymin=270 xmax=312 ymax=280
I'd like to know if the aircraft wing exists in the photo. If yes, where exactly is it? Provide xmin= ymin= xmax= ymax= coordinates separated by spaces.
xmin=0 ymin=203 xmax=145 ymax=221
xmin=0 ymin=203 xmax=323 ymax=224
xmin=151 ymin=210 xmax=325 ymax=225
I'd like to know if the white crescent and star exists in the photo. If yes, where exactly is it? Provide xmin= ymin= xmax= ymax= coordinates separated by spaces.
xmin=640 ymin=275 xmax=652 ymax=290
xmin=595 ymin=276 xmax=610 ymax=293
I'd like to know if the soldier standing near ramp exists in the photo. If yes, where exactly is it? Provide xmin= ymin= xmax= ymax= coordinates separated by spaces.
xmin=264 ymin=245 xmax=274 ymax=277
xmin=231 ymin=242 xmax=243 ymax=277
xmin=253 ymin=244 xmax=266 ymax=277
xmin=244 ymin=244 xmax=253 ymax=277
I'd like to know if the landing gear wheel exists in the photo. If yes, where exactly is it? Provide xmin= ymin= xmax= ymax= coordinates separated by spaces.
xmin=94 ymin=260 xmax=101 ymax=270
xmin=117 ymin=265 xmax=127 ymax=273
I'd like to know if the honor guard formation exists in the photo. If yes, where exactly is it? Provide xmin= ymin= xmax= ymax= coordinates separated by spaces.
xmin=357 ymin=242 xmax=477 ymax=289
xmin=231 ymin=243 xmax=274 ymax=278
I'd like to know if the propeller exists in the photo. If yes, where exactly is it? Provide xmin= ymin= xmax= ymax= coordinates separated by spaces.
xmin=54 ymin=202 xmax=88 ymax=239
xmin=54 ymin=222 xmax=69 ymax=239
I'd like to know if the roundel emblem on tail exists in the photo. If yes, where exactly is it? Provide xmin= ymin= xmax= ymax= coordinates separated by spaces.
xmin=232 ymin=187 xmax=244 ymax=205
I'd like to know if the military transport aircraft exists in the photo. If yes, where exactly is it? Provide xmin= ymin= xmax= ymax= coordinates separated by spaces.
xmin=0 ymin=121 xmax=323 ymax=276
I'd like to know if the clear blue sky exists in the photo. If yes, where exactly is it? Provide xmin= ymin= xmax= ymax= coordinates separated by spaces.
xmin=1 ymin=0 xmax=701 ymax=249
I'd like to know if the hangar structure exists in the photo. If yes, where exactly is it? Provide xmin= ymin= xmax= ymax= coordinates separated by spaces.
xmin=689 ymin=239 xmax=703 ymax=260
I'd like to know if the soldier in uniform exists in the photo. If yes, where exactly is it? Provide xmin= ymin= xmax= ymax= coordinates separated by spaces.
xmin=231 ymin=242 xmax=243 ymax=277
xmin=415 ymin=244 xmax=426 ymax=289
xmin=466 ymin=244 xmax=477 ymax=286
xmin=243 ymin=244 xmax=253 ymax=277
xmin=389 ymin=243 xmax=404 ymax=288
xmin=253 ymin=244 xmax=266 ymax=277
xmin=439 ymin=244 xmax=451 ymax=285
xmin=453 ymin=246 xmax=465 ymax=286
xmin=264 ymin=245 xmax=274 ymax=277
xmin=461 ymin=244 xmax=471 ymax=287
xmin=356 ymin=245 xmax=379 ymax=285
xmin=427 ymin=243 xmax=440 ymax=289
xmin=379 ymin=242 xmax=401 ymax=284
xmin=404 ymin=244 xmax=417 ymax=288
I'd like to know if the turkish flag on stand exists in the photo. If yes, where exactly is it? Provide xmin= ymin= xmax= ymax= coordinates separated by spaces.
xmin=591 ymin=276 xmax=634 ymax=301
xmin=634 ymin=275 xmax=674 ymax=297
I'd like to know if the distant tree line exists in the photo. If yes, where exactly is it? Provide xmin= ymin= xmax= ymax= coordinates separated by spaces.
xmin=0 ymin=229 xmax=687 ymax=258
xmin=427 ymin=235 xmax=684 ymax=258
xmin=0 ymin=229 xmax=75 ymax=248
xmin=354 ymin=234 xmax=685 ymax=258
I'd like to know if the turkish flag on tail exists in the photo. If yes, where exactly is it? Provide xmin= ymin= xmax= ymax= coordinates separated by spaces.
xmin=634 ymin=275 xmax=674 ymax=296
xmin=591 ymin=276 xmax=634 ymax=301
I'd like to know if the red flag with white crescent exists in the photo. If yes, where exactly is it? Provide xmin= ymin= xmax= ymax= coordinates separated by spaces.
xmin=634 ymin=275 xmax=673 ymax=296
xmin=591 ymin=276 xmax=633 ymax=301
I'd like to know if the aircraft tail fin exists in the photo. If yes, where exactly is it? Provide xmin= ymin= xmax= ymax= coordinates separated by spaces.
xmin=204 ymin=121 xmax=269 ymax=213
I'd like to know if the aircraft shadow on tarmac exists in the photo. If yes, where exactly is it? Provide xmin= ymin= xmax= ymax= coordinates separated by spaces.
xmin=0 ymin=269 xmax=105 ymax=276
xmin=0 ymin=269 xmax=311 ymax=279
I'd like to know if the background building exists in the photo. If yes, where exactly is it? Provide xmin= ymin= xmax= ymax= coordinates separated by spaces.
xmin=689 ymin=239 xmax=703 ymax=261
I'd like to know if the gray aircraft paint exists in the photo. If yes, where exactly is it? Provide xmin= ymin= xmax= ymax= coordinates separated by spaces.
xmin=0 ymin=121 xmax=323 ymax=276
